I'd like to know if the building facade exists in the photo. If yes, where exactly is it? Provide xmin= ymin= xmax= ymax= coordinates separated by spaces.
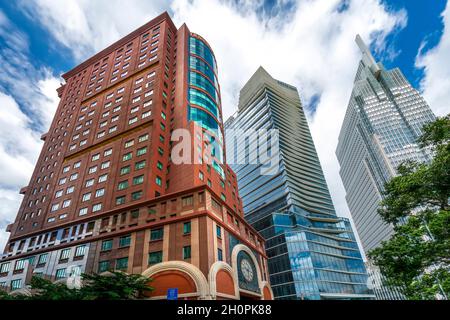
xmin=336 ymin=35 xmax=436 ymax=254
xmin=365 ymin=261 xmax=405 ymax=300
xmin=335 ymin=35 xmax=436 ymax=300
xmin=0 ymin=12 xmax=273 ymax=300
xmin=224 ymin=67 xmax=373 ymax=300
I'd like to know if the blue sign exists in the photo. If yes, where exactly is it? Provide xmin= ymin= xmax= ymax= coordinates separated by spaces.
xmin=167 ymin=288 xmax=178 ymax=300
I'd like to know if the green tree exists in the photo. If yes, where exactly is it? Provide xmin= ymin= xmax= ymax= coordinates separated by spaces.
xmin=0 ymin=272 xmax=153 ymax=300
xmin=369 ymin=114 xmax=450 ymax=300
xmin=80 ymin=271 xmax=153 ymax=300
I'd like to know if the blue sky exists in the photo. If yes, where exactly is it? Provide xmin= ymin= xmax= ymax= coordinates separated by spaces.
xmin=378 ymin=0 xmax=447 ymax=87
xmin=0 ymin=0 xmax=449 ymax=252
xmin=0 ymin=0 xmax=447 ymax=91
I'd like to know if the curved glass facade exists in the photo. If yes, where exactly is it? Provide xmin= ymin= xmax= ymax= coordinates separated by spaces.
xmin=188 ymin=35 xmax=224 ymax=177
xmin=188 ymin=87 xmax=220 ymax=121
xmin=189 ymin=37 xmax=218 ymax=75
xmin=189 ymin=106 xmax=220 ymax=135
xmin=189 ymin=56 xmax=218 ymax=88
xmin=189 ymin=72 xmax=220 ymax=103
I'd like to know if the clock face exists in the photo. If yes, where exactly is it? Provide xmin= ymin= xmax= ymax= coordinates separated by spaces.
xmin=240 ymin=258 xmax=254 ymax=282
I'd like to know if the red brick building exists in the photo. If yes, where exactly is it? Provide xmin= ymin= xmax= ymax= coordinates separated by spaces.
xmin=0 ymin=12 xmax=273 ymax=300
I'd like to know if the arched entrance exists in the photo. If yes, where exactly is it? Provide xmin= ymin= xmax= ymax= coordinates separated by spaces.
xmin=142 ymin=261 xmax=210 ymax=300
xmin=231 ymin=244 xmax=267 ymax=300
xmin=208 ymin=261 xmax=239 ymax=300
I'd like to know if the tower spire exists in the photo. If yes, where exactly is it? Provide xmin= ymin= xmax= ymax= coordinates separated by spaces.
xmin=355 ymin=34 xmax=381 ymax=75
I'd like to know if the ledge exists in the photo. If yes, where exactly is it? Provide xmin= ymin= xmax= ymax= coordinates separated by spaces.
xmin=19 ymin=186 xmax=28 ymax=195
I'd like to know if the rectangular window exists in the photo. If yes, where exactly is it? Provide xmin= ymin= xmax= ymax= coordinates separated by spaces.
xmin=98 ymin=174 xmax=108 ymax=183
xmin=133 ymin=175 xmax=144 ymax=185
xmin=130 ymin=209 xmax=140 ymax=219
xmin=55 ymin=268 xmax=66 ymax=279
xmin=218 ymin=248 xmax=223 ymax=261
xmin=92 ymin=203 xmax=102 ymax=212
xmin=123 ymin=152 xmax=132 ymax=161
xmin=125 ymin=140 xmax=134 ymax=148
xmin=128 ymin=117 xmax=138 ymax=125
xmin=117 ymin=180 xmax=129 ymax=190
xmin=150 ymin=228 xmax=163 ymax=241
xmin=216 ymin=226 xmax=222 ymax=238
xmin=85 ymin=179 xmax=94 ymax=187
xmin=37 ymin=253 xmax=48 ymax=265
xmin=148 ymin=251 xmax=163 ymax=265
xmin=182 ymin=196 xmax=193 ymax=207
xmin=142 ymin=111 xmax=151 ymax=118
xmin=79 ymin=207 xmax=88 ymax=216
xmin=183 ymin=246 xmax=191 ymax=259
xmin=183 ymin=222 xmax=191 ymax=235
xmin=132 ymin=96 xmax=141 ymax=104
xmin=104 ymin=148 xmax=113 ymax=156
xmin=138 ymin=134 xmax=149 ymax=142
xmin=10 ymin=279 xmax=22 ymax=291
xmin=51 ymin=203 xmax=60 ymax=212
xmin=116 ymin=257 xmax=128 ymax=270
xmin=135 ymin=160 xmax=146 ymax=170
xmin=136 ymin=147 xmax=147 ymax=156
xmin=0 ymin=262 xmax=10 ymax=273
xmin=95 ymin=188 xmax=105 ymax=197
xmin=62 ymin=199 xmax=71 ymax=208
xmin=74 ymin=245 xmax=86 ymax=257
xmin=101 ymin=239 xmax=113 ymax=251
xmin=116 ymin=196 xmax=126 ymax=205
xmin=120 ymin=166 xmax=131 ymax=175
xmin=119 ymin=235 xmax=131 ymax=248
xmin=82 ymin=192 xmax=91 ymax=202
xmin=60 ymin=248 xmax=71 ymax=261
xmin=131 ymin=190 xmax=142 ymax=200
xmin=155 ymin=176 xmax=162 ymax=186
xmin=156 ymin=161 xmax=163 ymax=170
xmin=98 ymin=260 xmax=110 ymax=273
xmin=14 ymin=259 xmax=26 ymax=271
xmin=66 ymin=186 xmax=75 ymax=194
xmin=101 ymin=161 xmax=110 ymax=169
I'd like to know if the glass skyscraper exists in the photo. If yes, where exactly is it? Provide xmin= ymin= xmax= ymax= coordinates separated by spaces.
xmin=336 ymin=35 xmax=436 ymax=300
xmin=225 ymin=67 xmax=373 ymax=300
xmin=336 ymin=35 xmax=436 ymax=254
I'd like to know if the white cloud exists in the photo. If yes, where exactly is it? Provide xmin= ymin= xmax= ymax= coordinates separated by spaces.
xmin=170 ymin=0 xmax=406 ymax=232
xmin=19 ymin=0 xmax=169 ymax=61
xmin=416 ymin=2 xmax=450 ymax=117
xmin=0 ymin=92 xmax=44 ymax=251
xmin=0 ymin=10 xmax=59 ymax=251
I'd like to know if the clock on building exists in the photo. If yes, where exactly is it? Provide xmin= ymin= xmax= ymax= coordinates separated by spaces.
xmin=237 ymin=251 xmax=260 ymax=293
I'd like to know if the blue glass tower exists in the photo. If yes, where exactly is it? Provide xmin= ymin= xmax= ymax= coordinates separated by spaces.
xmin=225 ymin=67 xmax=374 ymax=300
xmin=187 ymin=35 xmax=225 ymax=178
